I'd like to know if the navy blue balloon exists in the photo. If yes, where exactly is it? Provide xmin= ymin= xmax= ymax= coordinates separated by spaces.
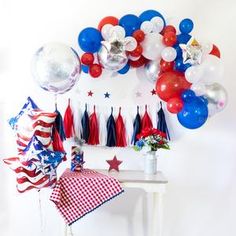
xmin=78 ymin=27 xmax=102 ymax=53
xmin=82 ymin=65 xmax=89 ymax=74
xmin=118 ymin=63 xmax=130 ymax=74
xmin=119 ymin=14 xmax=141 ymax=36
xmin=139 ymin=9 xmax=166 ymax=26
xmin=174 ymin=45 xmax=183 ymax=59
xmin=199 ymin=96 xmax=209 ymax=105
xmin=175 ymin=58 xmax=191 ymax=72
xmin=179 ymin=18 xmax=194 ymax=34
xmin=177 ymin=97 xmax=208 ymax=129
xmin=181 ymin=89 xmax=196 ymax=102
xmin=177 ymin=33 xmax=191 ymax=44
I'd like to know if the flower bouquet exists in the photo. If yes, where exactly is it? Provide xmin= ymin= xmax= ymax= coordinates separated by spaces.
xmin=134 ymin=128 xmax=170 ymax=152
xmin=134 ymin=128 xmax=170 ymax=174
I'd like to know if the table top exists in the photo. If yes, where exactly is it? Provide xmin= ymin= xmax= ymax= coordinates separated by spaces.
xmin=95 ymin=170 xmax=168 ymax=184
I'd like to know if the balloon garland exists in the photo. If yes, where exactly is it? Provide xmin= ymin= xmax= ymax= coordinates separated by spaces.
xmin=76 ymin=9 xmax=227 ymax=129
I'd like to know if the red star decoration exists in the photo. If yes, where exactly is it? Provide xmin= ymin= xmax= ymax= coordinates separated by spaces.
xmin=106 ymin=156 xmax=122 ymax=172
xmin=88 ymin=90 xmax=93 ymax=96
xmin=151 ymin=89 xmax=156 ymax=95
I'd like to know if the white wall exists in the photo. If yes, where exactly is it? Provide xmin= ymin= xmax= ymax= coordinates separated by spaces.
xmin=0 ymin=0 xmax=236 ymax=236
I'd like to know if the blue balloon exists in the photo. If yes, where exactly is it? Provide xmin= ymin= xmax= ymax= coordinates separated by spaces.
xmin=81 ymin=65 xmax=89 ymax=74
xmin=179 ymin=18 xmax=194 ymax=34
xmin=181 ymin=89 xmax=196 ymax=102
xmin=199 ymin=96 xmax=209 ymax=105
xmin=119 ymin=14 xmax=141 ymax=36
xmin=78 ymin=27 xmax=102 ymax=53
xmin=175 ymin=58 xmax=191 ymax=72
xmin=174 ymin=45 xmax=183 ymax=59
xmin=139 ymin=9 xmax=166 ymax=26
xmin=177 ymin=33 xmax=191 ymax=44
xmin=177 ymin=97 xmax=208 ymax=129
xmin=118 ymin=63 xmax=130 ymax=74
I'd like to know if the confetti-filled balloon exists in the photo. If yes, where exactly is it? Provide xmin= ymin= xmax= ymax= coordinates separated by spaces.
xmin=31 ymin=42 xmax=81 ymax=94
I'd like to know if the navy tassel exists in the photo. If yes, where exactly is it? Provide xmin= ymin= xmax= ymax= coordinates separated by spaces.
xmin=157 ymin=102 xmax=170 ymax=140
xmin=54 ymin=103 xmax=66 ymax=141
xmin=131 ymin=106 xmax=141 ymax=145
xmin=81 ymin=104 xmax=90 ymax=143
xmin=106 ymin=107 xmax=116 ymax=147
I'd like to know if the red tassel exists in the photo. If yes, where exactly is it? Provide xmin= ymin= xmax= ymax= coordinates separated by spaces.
xmin=88 ymin=106 xmax=99 ymax=145
xmin=141 ymin=105 xmax=153 ymax=132
xmin=52 ymin=128 xmax=66 ymax=161
xmin=63 ymin=99 xmax=74 ymax=138
xmin=115 ymin=107 xmax=127 ymax=147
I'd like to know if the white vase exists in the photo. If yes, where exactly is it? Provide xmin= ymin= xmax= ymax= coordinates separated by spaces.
xmin=144 ymin=151 xmax=157 ymax=175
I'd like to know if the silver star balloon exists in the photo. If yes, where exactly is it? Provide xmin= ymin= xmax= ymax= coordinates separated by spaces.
xmin=180 ymin=38 xmax=203 ymax=65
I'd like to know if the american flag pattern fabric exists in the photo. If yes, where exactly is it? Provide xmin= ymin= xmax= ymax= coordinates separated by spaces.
xmin=71 ymin=146 xmax=84 ymax=172
xmin=50 ymin=169 xmax=124 ymax=225
xmin=8 ymin=96 xmax=39 ymax=130
xmin=16 ymin=110 xmax=57 ymax=154
xmin=3 ymin=136 xmax=65 ymax=193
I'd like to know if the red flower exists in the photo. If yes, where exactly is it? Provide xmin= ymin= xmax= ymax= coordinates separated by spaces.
xmin=136 ymin=128 xmax=167 ymax=139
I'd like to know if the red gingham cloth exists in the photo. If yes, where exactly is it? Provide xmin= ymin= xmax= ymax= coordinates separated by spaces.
xmin=50 ymin=169 xmax=124 ymax=225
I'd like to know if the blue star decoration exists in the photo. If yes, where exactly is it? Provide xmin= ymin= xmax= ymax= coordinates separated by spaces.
xmin=151 ymin=89 xmax=156 ymax=95
xmin=104 ymin=92 xmax=110 ymax=98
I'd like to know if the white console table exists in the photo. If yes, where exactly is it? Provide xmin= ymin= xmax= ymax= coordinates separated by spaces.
xmin=65 ymin=170 xmax=168 ymax=236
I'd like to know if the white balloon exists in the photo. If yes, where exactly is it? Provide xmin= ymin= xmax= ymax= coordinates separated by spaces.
xmin=141 ymin=32 xmax=164 ymax=60
xmin=111 ymin=25 xmax=126 ymax=40
xmin=190 ymin=82 xmax=206 ymax=96
xmin=128 ymin=55 xmax=140 ymax=61
xmin=101 ymin=24 xmax=113 ymax=41
xmin=151 ymin=16 xmax=164 ymax=33
xmin=125 ymin=36 xmax=137 ymax=51
xmin=141 ymin=21 xmax=154 ymax=34
xmin=201 ymin=55 xmax=224 ymax=84
xmin=185 ymin=65 xmax=203 ymax=84
xmin=161 ymin=47 xmax=177 ymax=62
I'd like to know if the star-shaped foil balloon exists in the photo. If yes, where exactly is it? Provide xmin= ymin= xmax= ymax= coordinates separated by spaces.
xmin=180 ymin=38 xmax=203 ymax=65
xmin=106 ymin=156 xmax=122 ymax=172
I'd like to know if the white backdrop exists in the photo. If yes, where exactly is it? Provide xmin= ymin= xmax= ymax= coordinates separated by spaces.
xmin=0 ymin=0 xmax=236 ymax=236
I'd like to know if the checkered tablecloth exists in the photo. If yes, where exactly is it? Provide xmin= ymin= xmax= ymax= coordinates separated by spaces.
xmin=50 ymin=168 xmax=124 ymax=225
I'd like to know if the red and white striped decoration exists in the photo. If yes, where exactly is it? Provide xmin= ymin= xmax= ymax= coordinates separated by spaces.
xmin=3 ymin=157 xmax=57 ymax=193
xmin=16 ymin=110 xmax=57 ymax=154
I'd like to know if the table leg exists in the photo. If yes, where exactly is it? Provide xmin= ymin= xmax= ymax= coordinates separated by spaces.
xmin=151 ymin=192 xmax=163 ymax=236
xmin=64 ymin=224 xmax=68 ymax=236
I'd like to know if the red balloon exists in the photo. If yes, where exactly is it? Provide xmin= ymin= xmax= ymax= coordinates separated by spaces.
xmin=163 ymin=25 xmax=177 ymax=34
xmin=156 ymin=71 xmax=191 ymax=102
xmin=89 ymin=64 xmax=102 ymax=78
xmin=209 ymin=44 xmax=221 ymax=58
xmin=167 ymin=97 xmax=184 ymax=114
xmin=129 ymin=55 xmax=149 ymax=68
xmin=98 ymin=16 xmax=119 ymax=31
xmin=81 ymin=53 xmax=94 ymax=65
xmin=160 ymin=59 xmax=174 ymax=72
xmin=132 ymin=30 xmax=145 ymax=43
xmin=163 ymin=31 xmax=177 ymax=47
xmin=129 ymin=44 xmax=143 ymax=57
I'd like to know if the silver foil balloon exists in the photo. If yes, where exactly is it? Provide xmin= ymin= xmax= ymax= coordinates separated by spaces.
xmin=31 ymin=42 xmax=81 ymax=94
xmin=144 ymin=60 xmax=160 ymax=83
xmin=204 ymin=83 xmax=228 ymax=116
xmin=97 ymin=39 xmax=128 ymax=71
